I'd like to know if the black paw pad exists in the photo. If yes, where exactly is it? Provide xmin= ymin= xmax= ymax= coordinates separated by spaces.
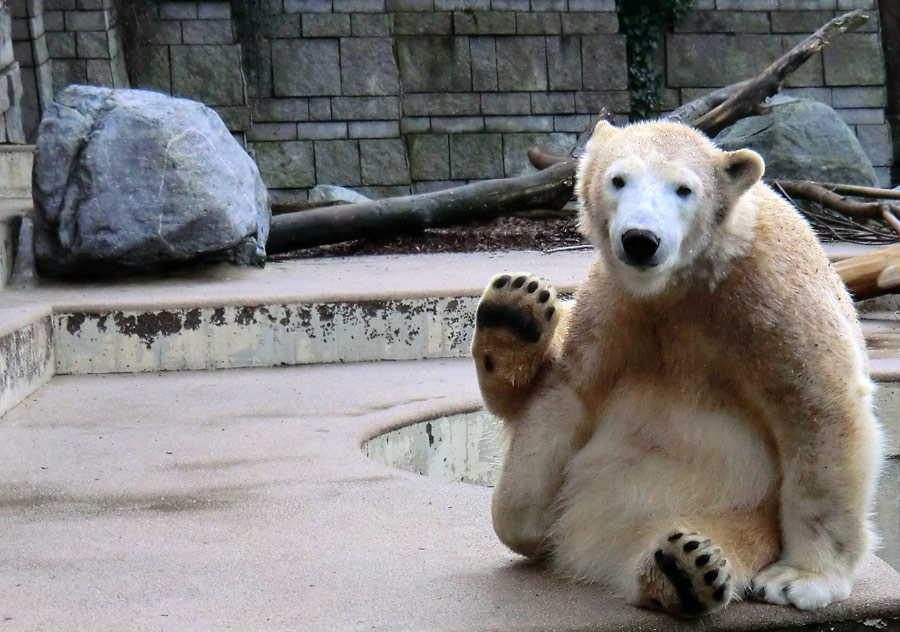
xmin=476 ymin=303 xmax=541 ymax=343
xmin=493 ymin=275 xmax=511 ymax=289
xmin=704 ymin=569 xmax=718 ymax=585
xmin=683 ymin=541 xmax=700 ymax=553
xmin=526 ymin=281 xmax=539 ymax=293
xmin=655 ymin=550 xmax=704 ymax=616
xmin=668 ymin=532 xmax=683 ymax=542
xmin=538 ymin=290 xmax=550 ymax=303
xmin=713 ymin=585 xmax=727 ymax=601
xmin=546 ymin=306 xmax=555 ymax=320
xmin=483 ymin=355 xmax=494 ymax=373
xmin=512 ymin=276 xmax=527 ymax=288
xmin=695 ymin=554 xmax=710 ymax=567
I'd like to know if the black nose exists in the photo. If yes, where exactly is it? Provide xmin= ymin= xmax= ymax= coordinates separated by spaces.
xmin=621 ymin=229 xmax=660 ymax=266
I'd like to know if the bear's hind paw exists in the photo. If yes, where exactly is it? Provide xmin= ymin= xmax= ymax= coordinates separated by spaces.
xmin=639 ymin=530 xmax=733 ymax=618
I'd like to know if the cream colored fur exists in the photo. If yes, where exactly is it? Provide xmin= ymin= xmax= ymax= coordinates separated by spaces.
xmin=471 ymin=120 xmax=884 ymax=617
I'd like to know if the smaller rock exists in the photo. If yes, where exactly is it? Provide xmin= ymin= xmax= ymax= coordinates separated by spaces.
xmin=714 ymin=96 xmax=877 ymax=186
xmin=308 ymin=184 xmax=371 ymax=205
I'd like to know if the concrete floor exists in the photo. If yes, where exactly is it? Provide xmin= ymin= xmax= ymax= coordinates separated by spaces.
xmin=1 ymin=360 xmax=898 ymax=632
xmin=0 ymin=248 xmax=898 ymax=630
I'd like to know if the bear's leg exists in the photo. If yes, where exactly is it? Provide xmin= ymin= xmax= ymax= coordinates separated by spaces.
xmin=750 ymin=376 xmax=881 ymax=610
xmin=491 ymin=379 xmax=588 ymax=558
xmin=471 ymin=273 xmax=569 ymax=420
xmin=554 ymin=503 xmax=780 ymax=618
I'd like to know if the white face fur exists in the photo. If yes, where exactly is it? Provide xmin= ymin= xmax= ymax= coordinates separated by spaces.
xmin=577 ymin=121 xmax=764 ymax=298
xmin=602 ymin=156 xmax=705 ymax=296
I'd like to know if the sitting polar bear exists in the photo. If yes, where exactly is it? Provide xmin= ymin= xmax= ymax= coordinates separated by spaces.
xmin=471 ymin=120 xmax=884 ymax=618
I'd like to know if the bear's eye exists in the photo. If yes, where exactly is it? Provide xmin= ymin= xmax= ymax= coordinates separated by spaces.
xmin=611 ymin=176 xmax=626 ymax=189
xmin=676 ymin=185 xmax=693 ymax=198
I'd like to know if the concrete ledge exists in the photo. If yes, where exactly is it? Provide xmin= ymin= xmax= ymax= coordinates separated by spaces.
xmin=0 ymin=307 xmax=54 ymax=417
xmin=53 ymin=297 xmax=478 ymax=374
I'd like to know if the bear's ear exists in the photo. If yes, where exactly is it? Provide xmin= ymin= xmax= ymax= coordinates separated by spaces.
xmin=586 ymin=120 xmax=617 ymax=150
xmin=721 ymin=149 xmax=764 ymax=196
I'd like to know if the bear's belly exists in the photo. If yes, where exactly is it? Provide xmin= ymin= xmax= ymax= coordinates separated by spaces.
xmin=565 ymin=379 xmax=779 ymax=518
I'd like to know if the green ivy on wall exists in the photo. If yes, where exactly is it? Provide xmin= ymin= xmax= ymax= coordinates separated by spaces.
xmin=616 ymin=0 xmax=693 ymax=121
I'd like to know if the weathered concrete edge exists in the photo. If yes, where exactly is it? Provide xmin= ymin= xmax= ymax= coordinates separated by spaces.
xmin=0 ymin=211 xmax=20 ymax=290
xmin=52 ymin=297 xmax=480 ymax=375
xmin=0 ymin=314 xmax=53 ymax=417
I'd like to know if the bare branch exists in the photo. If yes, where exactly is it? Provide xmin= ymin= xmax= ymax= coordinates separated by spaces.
xmin=772 ymin=180 xmax=896 ymax=220
xmin=681 ymin=10 xmax=869 ymax=135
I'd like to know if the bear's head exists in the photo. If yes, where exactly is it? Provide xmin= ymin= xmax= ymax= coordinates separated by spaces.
xmin=575 ymin=120 xmax=764 ymax=296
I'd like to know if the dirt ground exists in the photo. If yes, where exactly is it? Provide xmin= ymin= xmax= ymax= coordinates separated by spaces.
xmin=267 ymin=213 xmax=590 ymax=261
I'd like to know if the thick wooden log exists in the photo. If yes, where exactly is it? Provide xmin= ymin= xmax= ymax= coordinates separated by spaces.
xmin=834 ymin=244 xmax=900 ymax=300
xmin=267 ymin=161 xmax=577 ymax=253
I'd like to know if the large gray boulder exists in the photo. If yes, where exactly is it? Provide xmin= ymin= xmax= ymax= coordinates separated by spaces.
xmin=714 ymin=96 xmax=877 ymax=186
xmin=32 ymin=86 xmax=269 ymax=277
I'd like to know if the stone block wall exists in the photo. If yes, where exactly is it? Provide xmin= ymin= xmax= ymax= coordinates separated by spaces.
xmin=667 ymin=0 xmax=891 ymax=184
xmin=11 ymin=0 xmax=127 ymax=141
xmin=43 ymin=0 xmax=128 ymax=94
xmin=6 ymin=0 xmax=895 ymax=193
xmin=226 ymin=0 xmax=628 ymax=202
xmin=8 ymin=0 xmax=50 ymax=141
xmin=132 ymin=1 xmax=250 ymax=139
xmin=0 ymin=5 xmax=25 ymax=143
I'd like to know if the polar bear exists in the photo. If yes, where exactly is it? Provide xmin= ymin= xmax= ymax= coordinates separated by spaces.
xmin=471 ymin=120 xmax=883 ymax=617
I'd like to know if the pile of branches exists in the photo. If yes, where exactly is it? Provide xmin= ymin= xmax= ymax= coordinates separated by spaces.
xmin=267 ymin=9 xmax=900 ymax=300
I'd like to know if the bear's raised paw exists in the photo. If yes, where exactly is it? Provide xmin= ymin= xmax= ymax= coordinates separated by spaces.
xmin=476 ymin=273 xmax=558 ymax=343
xmin=640 ymin=530 xmax=733 ymax=618
xmin=472 ymin=273 xmax=561 ymax=398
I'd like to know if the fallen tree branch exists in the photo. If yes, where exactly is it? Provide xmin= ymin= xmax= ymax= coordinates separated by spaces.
xmin=791 ymin=181 xmax=900 ymax=201
xmin=671 ymin=9 xmax=869 ymax=136
xmin=666 ymin=80 xmax=753 ymax=127
xmin=882 ymin=208 xmax=900 ymax=235
xmin=772 ymin=180 xmax=897 ymax=221
xmin=267 ymin=162 xmax=576 ymax=253
xmin=834 ymin=243 xmax=900 ymax=300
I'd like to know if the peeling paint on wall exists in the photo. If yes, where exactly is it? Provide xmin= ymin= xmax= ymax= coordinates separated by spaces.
xmin=0 ymin=316 xmax=54 ymax=416
xmin=54 ymin=297 xmax=480 ymax=374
